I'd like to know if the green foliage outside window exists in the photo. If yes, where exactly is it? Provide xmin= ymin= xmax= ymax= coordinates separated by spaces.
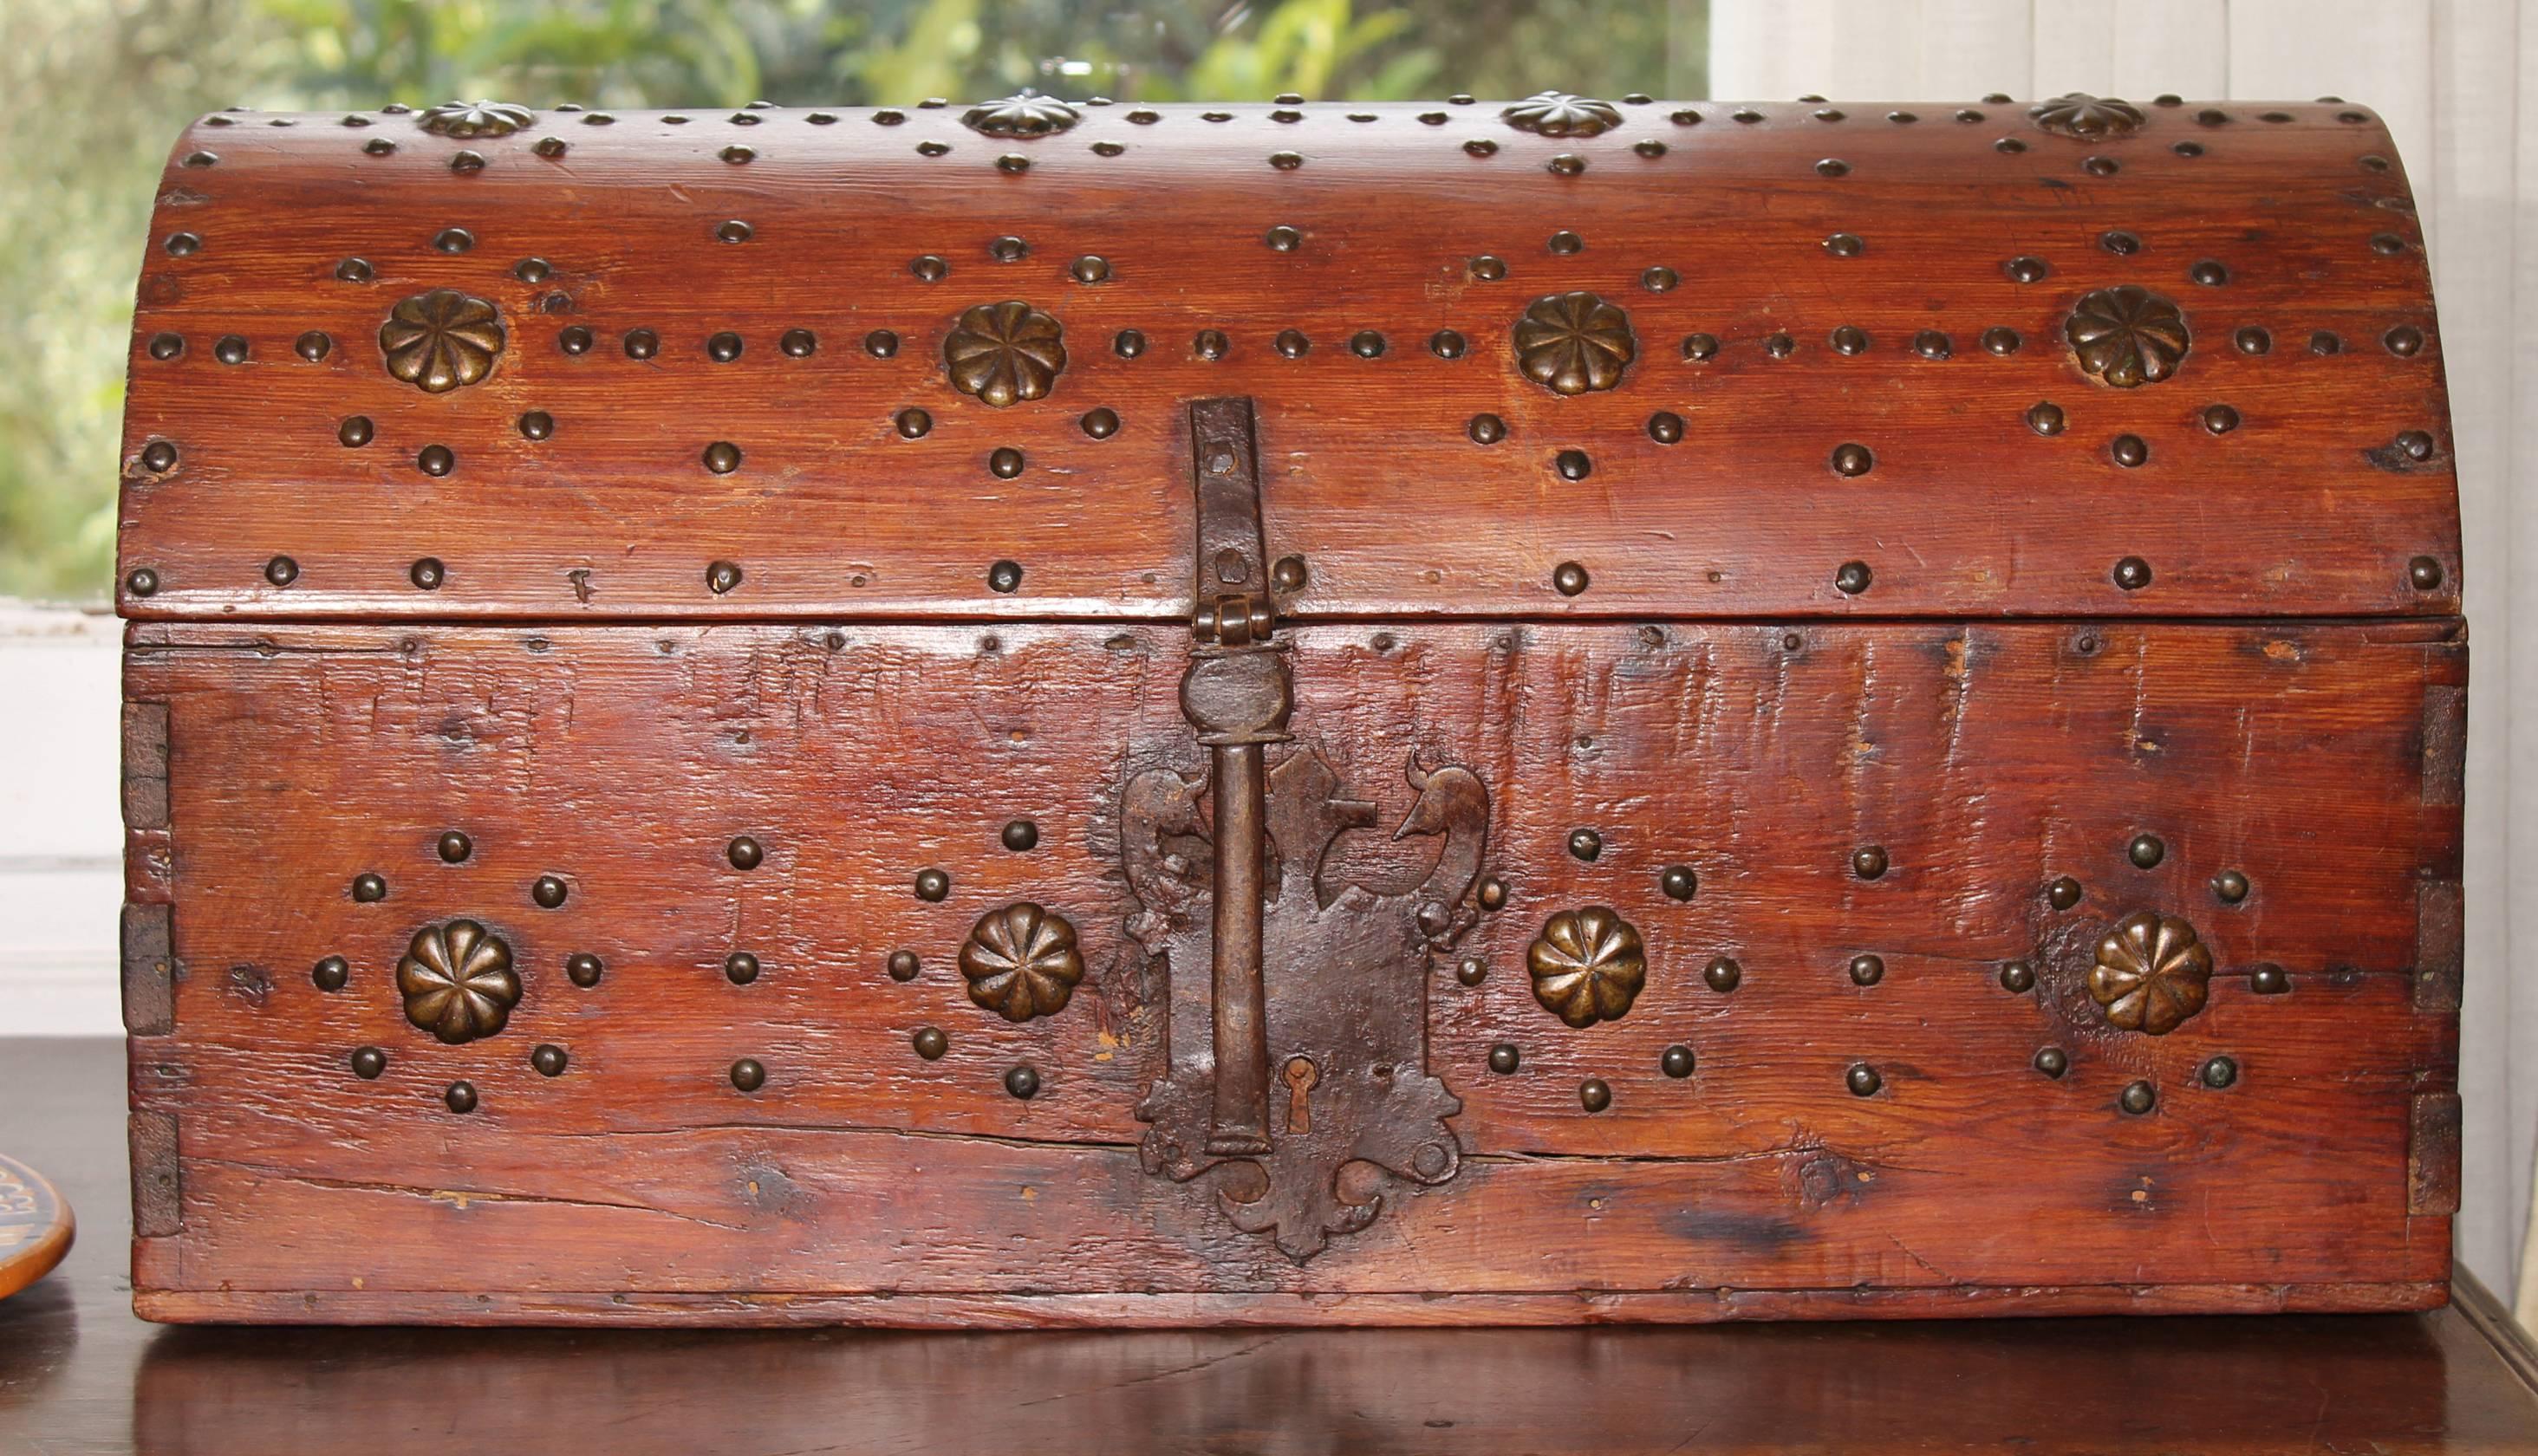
xmin=0 ymin=0 xmax=1703 ymax=601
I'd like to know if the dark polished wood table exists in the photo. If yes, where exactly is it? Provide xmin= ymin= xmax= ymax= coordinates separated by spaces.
xmin=3 ymin=1037 xmax=2534 ymax=1454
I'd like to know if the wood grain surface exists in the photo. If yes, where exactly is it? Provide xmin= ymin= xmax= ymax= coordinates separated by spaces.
xmin=115 ymin=99 xmax=2458 ymax=623
xmin=122 ymin=615 xmax=2462 ymax=1321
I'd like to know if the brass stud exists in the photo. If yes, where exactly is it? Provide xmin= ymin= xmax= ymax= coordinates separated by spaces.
xmin=1567 ymin=827 xmax=1603 ymax=861
xmin=1547 ymin=153 xmax=1585 ymax=175
xmin=2211 ymin=869 xmax=2250 ymax=903
xmin=1113 ymin=328 xmax=1147 ymax=359
xmin=1913 ymin=329 xmax=1952 ymax=360
xmin=707 ymin=331 xmax=743 ymax=362
xmin=2202 ymin=404 xmax=2240 ymax=434
xmin=1851 ymin=845 xmax=1889 ymax=880
xmin=2047 ymin=875 xmax=2083 ymax=909
xmin=1071 ymin=254 xmax=1110 ymax=283
xmin=727 ymin=835 xmax=764 ymax=870
xmin=2396 ymin=429 xmax=2436 ymax=460
xmin=566 ymin=952 xmax=603 ymax=987
xmin=887 ymin=950 xmax=920 ymax=981
xmin=2190 ymin=259 xmax=2229 ymax=287
xmin=1463 ymin=138 xmax=1499 ymax=158
xmin=2385 ymin=324 xmax=2425 ymax=356
xmin=1467 ymin=413 xmax=1507 ymax=445
xmin=1682 ymin=333 xmax=1719 ymax=361
xmin=1832 ymin=325 xmax=1869 ymax=355
xmin=445 ymin=1081 xmax=478 ymax=1114
xmin=1274 ymin=328 xmax=1310 ymax=359
xmin=730 ymin=1058 xmax=766 ymax=1093
xmin=1350 ymin=329 xmax=1387 ymax=358
xmin=1555 ymin=450 xmax=1591 ymax=481
xmin=2027 ymin=401 xmax=2066 ymax=436
xmin=1194 ymin=328 xmax=1229 ymax=361
xmin=1487 ymin=1043 xmax=1520 ymax=1074
xmin=1635 ymin=139 xmax=1667 ymax=157
xmin=1081 ymin=406 xmax=1120 ymax=439
xmin=2128 ymin=833 xmax=2165 ymax=868
xmin=703 ymin=441 xmax=743 ymax=475
xmin=1846 ymin=1063 xmax=1882 ymax=1096
xmin=715 ymin=219 xmax=752 ymax=244
xmin=2033 ymin=1047 xmax=2068 ymax=1078
xmin=2004 ymin=256 xmax=2049 ymax=284
xmin=1848 ymin=952 xmax=1884 ymax=986
xmin=865 ymin=328 xmax=901 ymax=358
xmin=408 ymin=557 xmax=445 ymax=591
xmin=263 ymin=556 xmax=298 ymax=588
xmin=294 ymin=330 xmax=332 ymax=362
xmin=438 ymin=830 xmax=472 ymax=863
xmin=2000 ymin=960 xmax=2035 ymax=993
xmin=910 ymin=254 xmax=949 ymax=283
xmin=1430 ymin=329 xmax=1467 ymax=359
xmin=1660 ymin=865 xmax=1696 ymax=901
xmin=1982 ymin=327 xmax=2021 ymax=355
xmin=185 ymin=150 xmax=218 ymax=167
xmin=915 ymin=868 xmax=951 ymax=901
xmin=416 ymin=444 xmax=455 ymax=478
xmin=147 ymin=333 xmax=183 ymax=361
xmin=719 ymin=144 xmax=753 ymax=164
xmin=988 ymin=235 xmax=1028 ymax=263
xmin=1271 ymin=555 xmax=1308 ymax=591
xmin=2201 ymin=1055 xmax=2238 ymax=1089
xmin=531 ymin=874 xmax=569 ymax=908
xmin=532 ymin=1043 xmax=569 ymax=1077
xmin=433 ymin=227 xmax=474 ymax=253
xmin=2235 ymin=325 xmax=2272 ymax=355
xmin=450 ymin=149 xmax=486 ymax=173
xmin=988 ymin=446 xmax=1025 ymax=478
xmin=623 ymin=328 xmax=660 ymax=360
xmin=1995 ymin=137 xmax=2027 ymax=153
xmin=1478 ymin=877 xmax=1507 ymax=911
xmin=1660 ymin=1045 xmax=1695 ymax=1078
xmin=1001 ymin=819 xmax=1038 ymax=853
xmin=1266 ymin=224 xmax=1301 ymax=251
xmin=895 ymin=408 xmax=932 ymax=439
xmin=2250 ymin=963 xmax=2291 ymax=994
xmin=363 ymin=137 xmax=395 ymax=155
xmin=706 ymin=559 xmax=743 ymax=594
xmin=913 ymin=1026 xmax=948 ymax=1060
xmin=2118 ymin=1080 xmax=2157 ymax=1115
xmin=350 ymin=1046 xmax=387 ymax=1079
xmin=164 ymin=231 xmax=202 ymax=257
xmin=2409 ymin=555 xmax=2445 ymax=590
xmin=2085 ymin=155 xmax=2120 ymax=177
xmin=2111 ymin=434 xmax=2148 ymax=468
xmin=1548 ymin=230 xmax=1583 ymax=254
xmin=140 ymin=440 xmax=179 ymax=473
xmin=1648 ymin=412 xmax=1684 ymax=445
xmin=1829 ymin=443 xmax=1874 ymax=477
xmin=351 ymin=871 xmax=387 ymax=902
xmin=1004 ymin=1064 xmax=1041 ymax=1099
xmin=2113 ymin=556 xmax=2153 ymax=590
xmin=1822 ymin=232 xmax=1864 ymax=257
xmin=312 ymin=955 xmax=348 ymax=991
xmin=1816 ymin=157 xmax=1850 ymax=177
xmin=1456 ymin=956 xmax=1487 ymax=986
xmin=1641 ymin=266 xmax=1678 ymax=293
xmin=2173 ymin=140 xmax=2203 ymax=157
xmin=1470 ymin=254 xmax=1508 ymax=281
xmin=1552 ymin=562 xmax=1590 ymax=597
xmin=2371 ymin=232 xmax=2407 ymax=257
xmin=1765 ymin=333 xmax=1794 ymax=358
xmin=557 ymin=326 xmax=593 ymax=354
xmin=1267 ymin=150 xmax=1303 ymax=170
xmin=213 ymin=335 xmax=248 ymax=365
xmin=723 ymin=950 xmax=761 ymax=985
xmin=1704 ymin=955 xmax=1741 ymax=992
xmin=987 ymin=559 xmax=1023 ymax=593
xmin=1578 ymin=1078 xmax=1611 ymax=1113
xmin=780 ymin=328 xmax=817 ymax=357
xmin=533 ymin=136 xmax=566 ymax=158
xmin=1834 ymin=560 xmax=1871 ymax=595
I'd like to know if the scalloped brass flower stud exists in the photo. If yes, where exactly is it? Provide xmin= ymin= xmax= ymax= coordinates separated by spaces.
xmin=945 ymin=301 xmax=1067 ymax=406
xmin=1514 ymin=290 xmax=1636 ymax=395
xmin=381 ymin=289 xmax=504 ymax=393
xmin=2066 ymin=285 xmax=2190 ymax=387
xmin=962 ymin=91 xmax=1081 ymax=138
xmin=398 ymin=919 xmax=520 ymax=1044
xmin=2029 ymin=94 xmax=2144 ymax=140
xmin=2089 ymin=910 xmax=2213 ymax=1036
xmin=959 ymin=902 xmax=1085 ymax=1022
xmin=417 ymin=101 xmax=536 ymax=139
xmin=1502 ymin=91 xmax=1624 ymax=138
xmin=1527 ymin=907 xmax=1647 ymax=1027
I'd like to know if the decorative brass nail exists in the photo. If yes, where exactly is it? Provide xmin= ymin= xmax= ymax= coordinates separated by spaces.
xmin=1527 ymin=907 xmax=1646 ymax=1027
xmin=2091 ymin=911 xmax=2213 ymax=1035
xmin=398 ymin=920 xmax=518 ymax=1044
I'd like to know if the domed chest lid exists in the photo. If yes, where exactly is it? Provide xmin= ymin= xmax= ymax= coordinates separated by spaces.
xmin=116 ymin=93 xmax=2457 ymax=622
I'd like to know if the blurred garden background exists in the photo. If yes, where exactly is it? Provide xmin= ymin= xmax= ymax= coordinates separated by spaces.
xmin=0 ymin=0 xmax=1705 ymax=602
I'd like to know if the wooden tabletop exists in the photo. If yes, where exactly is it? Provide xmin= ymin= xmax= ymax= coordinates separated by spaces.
xmin=2 ymin=1037 xmax=2532 ymax=1454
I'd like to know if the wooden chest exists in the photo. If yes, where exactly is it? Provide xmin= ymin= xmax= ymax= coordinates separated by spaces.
xmin=116 ymin=90 xmax=2463 ymax=1326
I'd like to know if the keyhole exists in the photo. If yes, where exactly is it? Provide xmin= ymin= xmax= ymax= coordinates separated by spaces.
xmin=1282 ymin=1056 xmax=1319 ymax=1134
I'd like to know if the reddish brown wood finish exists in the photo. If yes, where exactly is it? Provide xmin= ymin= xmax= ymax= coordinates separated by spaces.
xmin=123 ymin=616 xmax=2461 ymax=1322
xmin=117 ymin=100 xmax=2457 ymax=623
